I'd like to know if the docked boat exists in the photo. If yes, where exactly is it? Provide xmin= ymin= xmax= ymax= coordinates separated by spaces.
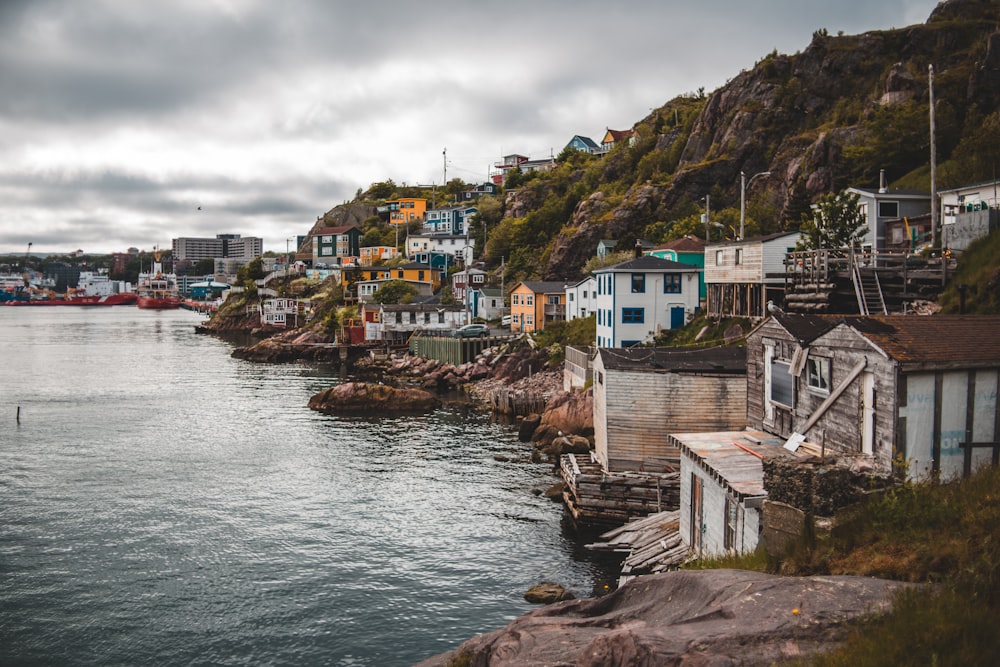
xmin=136 ymin=251 xmax=181 ymax=310
xmin=2 ymin=271 xmax=137 ymax=306
xmin=2 ymin=292 xmax=138 ymax=306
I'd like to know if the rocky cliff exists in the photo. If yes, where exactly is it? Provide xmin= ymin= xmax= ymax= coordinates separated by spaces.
xmin=532 ymin=0 xmax=1000 ymax=280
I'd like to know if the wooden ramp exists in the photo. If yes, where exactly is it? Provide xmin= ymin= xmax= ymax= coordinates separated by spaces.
xmin=587 ymin=510 xmax=690 ymax=587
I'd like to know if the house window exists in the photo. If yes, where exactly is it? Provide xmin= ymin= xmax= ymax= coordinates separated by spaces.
xmin=716 ymin=250 xmax=724 ymax=266
xmin=547 ymin=295 xmax=560 ymax=304
xmin=513 ymin=314 xmax=520 ymax=324
xmin=526 ymin=295 xmax=534 ymax=306
xmin=807 ymin=357 xmax=831 ymax=394
xmin=569 ymin=293 xmax=575 ymax=301
xmin=395 ymin=311 xmax=402 ymax=324
xmin=878 ymin=201 xmax=899 ymax=218
xmin=512 ymin=294 xmax=519 ymax=305
xmin=631 ymin=273 xmax=645 ymax=293
xmin=409 ymin=312 xmax=416 ymax=323
xmin=397 ymin=270 xmax=404 ymax=279
xmin=582 ymin=290 xmax=588 ymax=298
xmin=770 ymin=359 xmax=795 ymax=407
xmin=438 ymin=311 xmax=445 ymax=323
xmin=622 ymin=307 xmax=644 ymax=324
xmin=473 ymin=274 xmax=484 ymax=283
xmin=418 ymin=270 xmax=425 ymax=281
xmin=735 ymin=248 xmax=743 ymax=265
xmin=664 ymin=274 xmax=682 ymax=294
xmin=526 ymin=315 xmax=533 ymax=326
xmin=424 ymin=312 xmax=431 ymax=323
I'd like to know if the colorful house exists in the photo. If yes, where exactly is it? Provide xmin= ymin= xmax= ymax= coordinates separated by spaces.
xmin=648 ymin=235 xmax=706 ymax=300
xmin=509 ymin=281 xmax=566 ymax=333
xmin=383 ymin=198 xmax=427 ymax=225
xmin=311 ymin=225 xmax=362 ymax=266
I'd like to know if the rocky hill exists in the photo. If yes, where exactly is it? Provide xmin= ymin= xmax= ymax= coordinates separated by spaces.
xmin=510 ymin=0 xmax=1000 ymax=281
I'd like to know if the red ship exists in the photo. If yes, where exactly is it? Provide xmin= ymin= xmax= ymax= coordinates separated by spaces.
xmin=2 ymin=292 xmax=138 ymax=306
xmin=136 ymin=250 xmax=181 ymax=310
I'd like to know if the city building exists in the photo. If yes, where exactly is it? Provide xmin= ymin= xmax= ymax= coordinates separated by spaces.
xmin=172 ymin=234 xmax=262 ymax=262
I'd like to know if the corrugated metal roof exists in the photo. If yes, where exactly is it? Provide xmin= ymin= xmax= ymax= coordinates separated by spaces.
xmin=670 ymin=431 xmax=788 ymax=499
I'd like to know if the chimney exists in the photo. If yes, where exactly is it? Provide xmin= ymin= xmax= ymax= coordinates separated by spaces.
xmin=879 ymin=169 xmax=887 ymax=194
xmin=634 ymin=240 xmax=643 ymax=259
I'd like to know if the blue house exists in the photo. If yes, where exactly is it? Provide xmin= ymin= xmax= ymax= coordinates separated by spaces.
xmin=565 ymin=135 xmax=600 ymax=154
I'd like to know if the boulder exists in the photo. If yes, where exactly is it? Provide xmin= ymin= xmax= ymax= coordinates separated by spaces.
xmin=416 ymin=569 xmax=913 ymax=667
xmin=523 ymin=582 xmax=575 ymax=604
xmin=308 ymin=382 xmax=440 ymax=415
xmin=518 ymin=413 xmax=542 ymax=442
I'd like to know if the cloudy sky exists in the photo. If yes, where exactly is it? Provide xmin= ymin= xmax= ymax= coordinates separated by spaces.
xmin=1 ymin=0 xmax=941 ymax=256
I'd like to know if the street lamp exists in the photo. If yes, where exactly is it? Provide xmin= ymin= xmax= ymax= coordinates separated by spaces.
xmin=740 ymin=170 xmax=772 ymax=240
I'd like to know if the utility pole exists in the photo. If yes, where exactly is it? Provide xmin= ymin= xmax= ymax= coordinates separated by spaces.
xmin=443 ymin=148 xmax=447 ymax=186
xmin=929 ymin=64 xmax=938 ymax=249
xmin=702 ymin=195 xmax=710 ymax=241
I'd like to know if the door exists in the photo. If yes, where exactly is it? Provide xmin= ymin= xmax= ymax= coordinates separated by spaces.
xmin=861 ymin=371 xmax=875 ymax=455
xmin=670 ymin=306 xmax=685 ymax=329
xmin=690 ymin=473 xmax=703 ymax=555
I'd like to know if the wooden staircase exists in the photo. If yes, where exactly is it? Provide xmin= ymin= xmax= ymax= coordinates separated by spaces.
xmin=851 ymin=256 xmax=887 ymax=315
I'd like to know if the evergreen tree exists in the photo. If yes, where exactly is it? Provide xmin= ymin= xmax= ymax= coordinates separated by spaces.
xmin=796 ymin=191 xmax=867 ymax=253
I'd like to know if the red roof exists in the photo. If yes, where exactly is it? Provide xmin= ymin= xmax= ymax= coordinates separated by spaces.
xmin=653 ymin=235 xmax=706 ymax=253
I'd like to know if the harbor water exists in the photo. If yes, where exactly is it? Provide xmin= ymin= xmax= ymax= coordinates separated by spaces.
xmin=0 ymin=307 xmax=612 ymax=666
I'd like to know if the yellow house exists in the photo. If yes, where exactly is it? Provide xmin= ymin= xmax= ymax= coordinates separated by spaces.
xmin=385 ymin=198 xmax=427 ymax=225
xmin=509 ymin=281 xmax=566 ymax=332
xmin=342 ymin=262 xmax=441 ymax=302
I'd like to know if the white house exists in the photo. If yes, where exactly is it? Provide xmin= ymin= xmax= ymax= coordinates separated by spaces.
xmin=474 ymin=287 xmax=505 ymax=321
xmin=939 ymin=179 xmax=1000 ymax=252
xmin=405 ymin=233 xmax=471 ymax=262
xmin=593 ymin=256 xmax=701 ymax=348
xmin=565 ymin=276 xmax=597 ymax=320
xmin=369 ymin=303 xmax=466 ymax=344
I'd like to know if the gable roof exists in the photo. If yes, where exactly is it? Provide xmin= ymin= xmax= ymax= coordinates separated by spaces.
xmin=315 ymin=225 xmax=360 ymax=235
xmin=518 ymin=281 xmax=566 ymax=294
xmin=604 ymin=128 xmax=634 ymax=142
xmin=847 ymin=315 xmax=1000 ymax=366
xmin=598 ymin=346 xmax=746 ymax=374
xmin=706 ymin=231 xmax=799 ymax=248
xmin=568 ymin=135 xmax=599 ymax=150
xmin=652 ymin=235 xmax=706 ymax=253
xmin=595 ymin=255 xmax=701 ymax=273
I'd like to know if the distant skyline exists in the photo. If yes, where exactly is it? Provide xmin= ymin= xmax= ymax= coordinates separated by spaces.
xmin=1 ymin=0 xmax=941 ymax=255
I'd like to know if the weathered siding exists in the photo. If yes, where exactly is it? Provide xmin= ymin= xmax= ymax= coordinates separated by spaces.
xmin=761 ymin=235 xmax=800 ymax=283
xmin=704 ymin=244 xmax=763 ymax=285
xmin=679 ymin=458 xmax=760 ymax=557
xmin=600 ymin=368 xmax=747 ymax=471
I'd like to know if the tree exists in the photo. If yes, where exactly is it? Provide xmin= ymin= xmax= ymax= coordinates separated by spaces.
xmin=796 ymin=191 xmax=867 ymax=253
xmin=372 ymin=279 xmax=417 ymax=304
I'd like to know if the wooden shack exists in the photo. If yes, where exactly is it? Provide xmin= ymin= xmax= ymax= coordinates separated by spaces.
xmin=746 ymin=313 xmax=1000 ymax=481
xmin=592 ymin=346 xmax=748 ymax=472
xmin=672 ymin=430 xmax=788 ymax=558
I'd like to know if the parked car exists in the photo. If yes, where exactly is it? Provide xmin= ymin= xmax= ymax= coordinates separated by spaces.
xmin=454 ymin=323 xmax=489 ymax=338
xmin=501 ymin=315 xmax=511 ymax=328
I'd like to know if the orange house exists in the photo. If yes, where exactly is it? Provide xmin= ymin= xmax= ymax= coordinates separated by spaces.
xmin=509 ymin=281 xmax=566 ymax=333
xmin=385 ymin=198 xmax=427 ymax=225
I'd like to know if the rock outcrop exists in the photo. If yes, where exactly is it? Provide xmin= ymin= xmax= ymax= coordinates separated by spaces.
xmin=308 ymin=382 xmax=440 ymax=415
xmin=531 ymin=388 xmax=594 ymax=446
xmin=416 ymin=569 xmax=913 ymax=667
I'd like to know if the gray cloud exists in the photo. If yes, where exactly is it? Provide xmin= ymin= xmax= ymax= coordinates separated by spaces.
xmin=0 ymin=0 xmax=942 ymax=254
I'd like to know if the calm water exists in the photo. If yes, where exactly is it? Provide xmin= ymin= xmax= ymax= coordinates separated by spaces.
xmin=0 ymin=307 xmax=611 ymax=666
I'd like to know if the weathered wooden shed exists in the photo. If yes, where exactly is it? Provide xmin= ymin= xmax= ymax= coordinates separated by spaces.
xmin=592 ymin=346 xmax=748 ymax=473
xmin=746 ymin=313 xmax=1000 ymax=481
xmin=672 ymin=430 xmax=789 ymax=557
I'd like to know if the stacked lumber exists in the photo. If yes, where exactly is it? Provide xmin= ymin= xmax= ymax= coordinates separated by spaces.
xmin=560 ymin=454 xmax=680 ymax=529
xmin=587 ymin=510 xmax=690 ymax=587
